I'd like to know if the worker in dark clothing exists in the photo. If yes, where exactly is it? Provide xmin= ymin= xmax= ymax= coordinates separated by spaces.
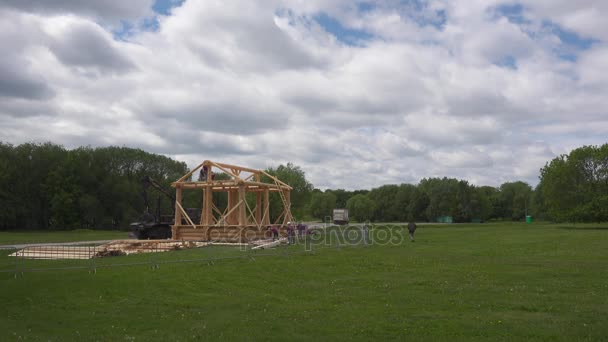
xmin=198 ymin=165 xmax=208 ymax=181
xmin=297 ymin=223 xmax=306 ymax=237
xmin=287 ymin=224 xmax=295 ymax=244
xmin=271 ymin=225 xmax=279 ymax=241
xmin=407 ymin=221 xmax=417 ymax=242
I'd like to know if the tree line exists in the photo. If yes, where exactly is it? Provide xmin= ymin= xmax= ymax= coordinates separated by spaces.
xmin=308 ymin=144 xmax=607 ymax=223
xmin=0 ymin=142 xmax=606 ymax=230
xmin=0 ymin=142 xmax=188 ymax=230
xmin=309 ymin=179 xmax=535 ymax=223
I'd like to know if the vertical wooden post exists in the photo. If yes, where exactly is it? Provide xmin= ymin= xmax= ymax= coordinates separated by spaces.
xmin=255 ymin=192 xmax=261 ymax=225
xmin=283 ymin=190 xmax=291 ymax=224
xmin=200 ymin=190 xmax=206 ymax=225
xmin=204 ymin=186 xmax=212 ymax=225
xmin=227 ymin=190 xmax=234 ymax=225
xmin=238 ymin=185 xmax=246 ymax=226
xmin=175 ymin=185 xmax=183 ymax=226
xmin=263 ymin=188 xmax=270 ymax=225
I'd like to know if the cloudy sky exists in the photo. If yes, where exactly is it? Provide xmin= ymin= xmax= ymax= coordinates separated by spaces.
xmin=1 ymin=0 xmax=607 ymax=189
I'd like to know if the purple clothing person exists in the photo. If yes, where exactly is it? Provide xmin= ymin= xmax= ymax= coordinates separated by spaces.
xmin=297 ymin=223 xmax=305 ymax=236
xmin=287 ymin=225 xmax=295 ymax=244
xmin=271 ymin=226 xmax=279 ymax=241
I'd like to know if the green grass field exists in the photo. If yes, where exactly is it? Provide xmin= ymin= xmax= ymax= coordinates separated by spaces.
xmin=1 ymin=222 xmax=607 ymax=341
xmin=0 ymin=229 xmax=128 ymax=245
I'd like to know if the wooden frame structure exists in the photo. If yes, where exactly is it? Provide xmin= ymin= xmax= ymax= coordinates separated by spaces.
xmin=171 ymin=161 xmax=294 ymax=242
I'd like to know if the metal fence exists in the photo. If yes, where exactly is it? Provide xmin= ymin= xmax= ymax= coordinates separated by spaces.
xmin=0 ymin=224 xmax=407 ymax=277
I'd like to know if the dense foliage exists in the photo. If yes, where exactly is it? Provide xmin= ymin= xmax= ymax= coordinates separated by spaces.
xmin=538 ymin=144 xmax=608 ymax=222
xmin=2 ymin=141 xmax=605 ymax=230
xmin=263 ymin=162 xmax=314 ymax=222
xmin=0 ymin=142 xmax=187 ymax=230
xmin=320 ymin=178 xmax=533 ymax=223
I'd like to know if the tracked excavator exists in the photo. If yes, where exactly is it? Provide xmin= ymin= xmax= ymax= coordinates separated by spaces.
xmin=128 ymin=176 xmax=178 ymax=240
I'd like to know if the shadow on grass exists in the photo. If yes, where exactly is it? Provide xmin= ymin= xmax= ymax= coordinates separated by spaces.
xmin=557 ymin=226 xmax=608 ymax=230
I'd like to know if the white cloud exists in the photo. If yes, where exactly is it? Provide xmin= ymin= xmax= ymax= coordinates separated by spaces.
xmin=0 ymin=0 xmax=154 ymax=22
xmin=0 ymin=0 xmax=607 ymax=190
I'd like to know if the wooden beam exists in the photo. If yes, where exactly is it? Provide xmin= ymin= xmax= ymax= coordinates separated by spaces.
xmin=283 ymin=190 xmax=292 ymax=225
xmin=244 ymin=196 xmax=262 ymax=229
xmin=274 ymin=208 xmax=285 ymax=225
xmin=173 ymin=180 xmax=288 ymax=190
xmin=176 ymin=160 xmax=208 ymax=183
xmin=227 ymin=190 xmax=237 ymax=225
xmin=204 ymin=186 xmax=212 ymax=225
xmin=241 ymin=180 xmax=291 ymax=190
xmin=210 ymin=161 xmax=240 ymax=180
xmin=260 ymin=170 xmax=293 ymax=190
xmin=215 ymin=200 xmax=243 ymax=226
xmin=198 ymin=189 xmax=208 ymax=224
xmin=174 ymin=185 xmax=182 ymax=227
xmin=255 ymin=192 xmax=261 ymax=224
xmin=238 ymin=185 xmax=246 ymax=226
xmin=211 ymin=202 xmax=223 ymax=217
xmin=175 ymin=201 xmax=196 ymax=229
xmin=263 ymin=188 xmax=270 ymax=225
xmin=214 ymin=162 xmax=261 ymax=175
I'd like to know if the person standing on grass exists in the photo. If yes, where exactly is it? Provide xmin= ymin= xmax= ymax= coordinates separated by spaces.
xmin=407 ymin=221 xmax=417 ymax=242
xmin=270 ymin=225 xmax=278 ymax=241
xmin=362 ymin=222 xmax=370 ymax=246
xmin=287 ymin=223 xmax=295 ymax=244
xmin=297 ymin=223 xmax=305 ymax=237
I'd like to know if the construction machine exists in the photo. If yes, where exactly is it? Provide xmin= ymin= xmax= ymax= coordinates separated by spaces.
xmin=129 ymin=176 xmax=176 ymax=240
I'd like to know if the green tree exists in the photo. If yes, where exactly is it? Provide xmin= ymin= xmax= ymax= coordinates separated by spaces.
xmin=478 ymin=186 xmax=501 ymax=220
xmin=470 ymin=186 xmax=492 ymax=221
xmin=346 ymin=194 xmax=375 ymax=222
xmin=419 ymin=177 xmax=460 ymax=221
xmin=264 ymin=162 xmax=313 ymax=221
xmin=0 ymin=142 xmax=188 ymax=230
xmin=325 ymin=189 xmax=352 ymax=208
xmin=367 ymin=185 xmax=400 ymax=221
xmin=408 ymin=187 xmax=429 ymax=221
xmin=309 ymin=192 xmax=337 ymax=220
xmin=539 ymin=144 xmax=608 ymax=222
xmin=394 ymin=184 xmax=416 ymax=221
xmin=499 ymin=182 xmax=533 ymax=221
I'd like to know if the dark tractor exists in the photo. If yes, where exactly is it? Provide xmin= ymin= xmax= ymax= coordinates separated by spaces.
xmin=129 ymin=176 xmax=176 ymax=240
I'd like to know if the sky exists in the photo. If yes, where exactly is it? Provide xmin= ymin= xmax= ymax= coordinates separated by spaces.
xmin=1 ymin=0 xmax=607 ymax=190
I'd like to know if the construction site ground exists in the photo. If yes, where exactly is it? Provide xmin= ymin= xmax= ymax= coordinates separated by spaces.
xmin=6 ymin=238 xmax=287 ymax=260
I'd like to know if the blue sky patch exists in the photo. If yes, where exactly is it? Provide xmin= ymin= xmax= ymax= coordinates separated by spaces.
xmin=544 ymin=21 xmax=597 ymax=62
xmin=494 ymin=4 xmax=530 ymax=24
xmin=496 ymin=55 xmax=517 ymax=70
xmin=399 ymin=0 xmax=447 ymax=30
xmin=112 ymin=0 xmax=182 ymax=40
xmin=545 ymin=21 xmax=596 ymax=50
xmin=153 ymin=0 xmax=185 ymax=15
xmin=493 ymin=4 xmax=596 ymax=62
xmin=357 ymin=2 xmax=376 ymax=13
xmin=314 ymin=12 xmax=374 ymax=46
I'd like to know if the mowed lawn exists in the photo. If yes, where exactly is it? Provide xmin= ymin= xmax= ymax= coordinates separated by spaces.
xmin=1 ymin=223 xmax=607 ymax=341
xmin=0 ymin=229 xmax=129 ymax=245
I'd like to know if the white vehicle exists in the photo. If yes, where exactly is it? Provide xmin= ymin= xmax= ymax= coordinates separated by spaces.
xmin=333 ymin=208 xmax=349 ymax=225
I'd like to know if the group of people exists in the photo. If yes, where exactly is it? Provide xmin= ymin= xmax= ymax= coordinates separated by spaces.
xmin=269 ymin=221 xmax=417 ymax=244
xmin=270 ymin=222 xmax=308 ymax=244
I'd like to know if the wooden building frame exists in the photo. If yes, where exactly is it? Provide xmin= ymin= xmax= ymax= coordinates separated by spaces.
xmin=170 ymin=160 xmax=294 ymax=242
